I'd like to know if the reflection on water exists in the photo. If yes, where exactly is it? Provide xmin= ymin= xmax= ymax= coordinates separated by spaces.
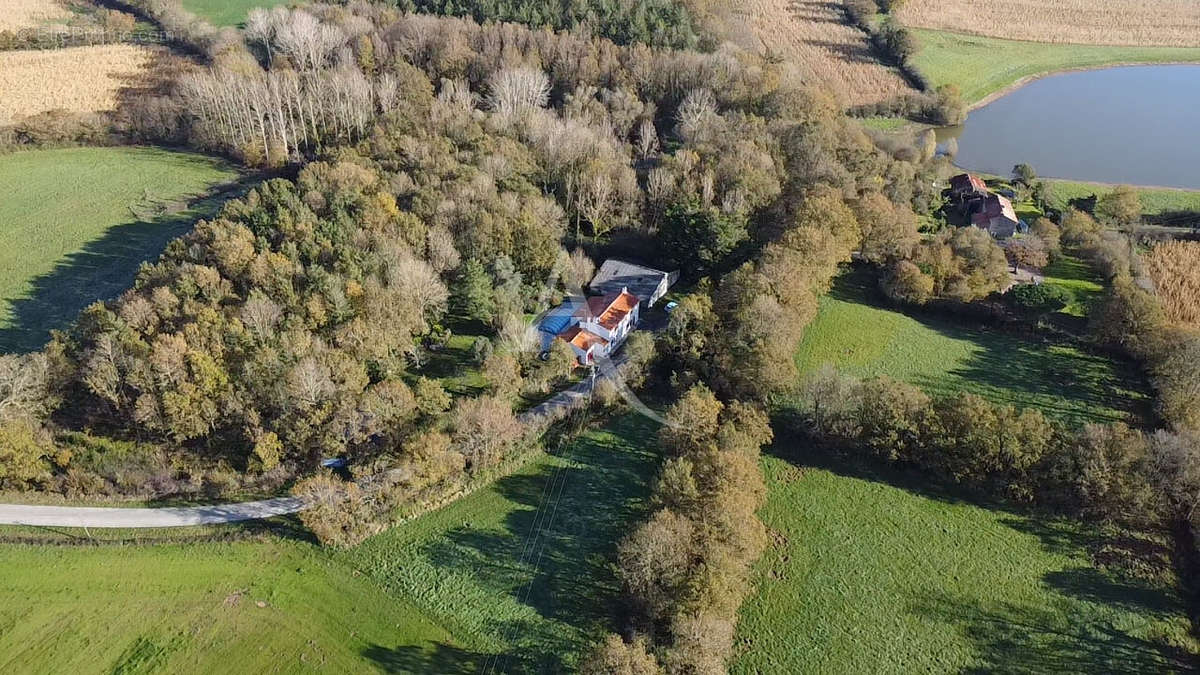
xmin=939 ymin=65 xmax=1200 ymax=189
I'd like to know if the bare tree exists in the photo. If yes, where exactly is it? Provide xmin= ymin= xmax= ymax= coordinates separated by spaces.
xmin=0 ymin=353 xmax=50 ymax=420
xmin=487 ymin=66 xmax=551 ymax=118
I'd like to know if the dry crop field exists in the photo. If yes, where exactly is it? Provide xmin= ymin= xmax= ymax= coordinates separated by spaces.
xmin=0 ymin=0 xmax=70 ymax=32
xmin=1145 ymin=241 xmax=1200 ymax=328
xmin=897 ymin=0 xmax=1200 ymax=47
xmin=0 ymin=45 xmax=159 ymax=125
xmin=735 ymin=0 xmax=915 ymax=106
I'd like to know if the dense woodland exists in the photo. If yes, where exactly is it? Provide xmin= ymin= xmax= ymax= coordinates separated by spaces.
xmin=2 ymin=1 xmax=1200 ymax=672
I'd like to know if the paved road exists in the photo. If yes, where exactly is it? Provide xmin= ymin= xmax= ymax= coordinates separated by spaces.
xmin=0 ymin=497 xmax=305 ymax=528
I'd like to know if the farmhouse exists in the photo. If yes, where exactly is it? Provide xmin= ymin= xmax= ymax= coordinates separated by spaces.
xmin=589 ymin=259 xmax=678 ymax=308
xmin=970 ymin=193 xmax=1019 ymax=239
xmin=950 ymin=172 xmax=987 ymax=199
xmin=556 ymin=288 xmax=641 ymax=365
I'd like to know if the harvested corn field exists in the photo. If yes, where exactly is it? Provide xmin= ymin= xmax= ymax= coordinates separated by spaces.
xmin=736 ymin=0 xmax=915 ymax=106
xmin=0 ymin=45 xmax=158 ymax=125
xmin=0 ymin=0 xmax=69 ymax=31
xmin=897 ymin=0 xmax=1200 ymax=48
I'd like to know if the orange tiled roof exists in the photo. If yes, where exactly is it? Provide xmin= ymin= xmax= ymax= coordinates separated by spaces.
xmin=585 ymin=290 xmax=639 ymax=330
xmin=559 ymin=325 xmax=609 ymax=352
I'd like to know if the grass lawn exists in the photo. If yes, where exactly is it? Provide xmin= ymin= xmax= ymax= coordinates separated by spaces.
xmin=339 ymin=413 xmax=661 ymax=673
xmin=180 ymin=0 xmax=293 ymax=26
xmin=1043 ymin=255 xmax=1104 ymax=318
xmin=792 ymin=267 xmax=1149 ymax=426
xmin=1046 ymin=179 xmax=1200 ymax=227
xmin=912 ymin=29 xmax=1200 ymax=105
xmin=0 ymin=413 xmax=659 ymax=673
xmin=0 ymin=146 xmax=240 ymax=353
xmin=733 ymin=450 xmax=1200 ymax=673
xmin=0 ymin=534 xmax=452 ymax=673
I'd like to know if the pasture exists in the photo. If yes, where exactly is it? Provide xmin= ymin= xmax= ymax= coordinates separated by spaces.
xmin=181 ymin=0 xmax=293 ymax=27
xmin=897 ymin=0 xmax=1200 ymax=48
xmin=0 ymin=146 xmax=239 ymax=353
xmin=792 ymin=267 xmax=1150 ymax=426
xmin=736 ymin=0 xmax=915 ymax=107
xmin=0 ymin=45 xmax=159 ymax=125
xmin=732 ymin=452 xmax=1199 ymax=673
xmin=0 ymin=533 xmax=451 ymax=673
xmin=0 ymin=413 xmax=658 ymax=673
xmin=339 ymin=413 xmax=661 ymax=672
xmin=910 ymin=29 xmax=1200 ymax=105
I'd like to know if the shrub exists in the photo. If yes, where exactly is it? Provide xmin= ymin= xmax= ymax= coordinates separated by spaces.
xmin=293 ymin=473 xmax=380 ymax=548
xmin=1007 ymin=283 xmax=1070 ymax=316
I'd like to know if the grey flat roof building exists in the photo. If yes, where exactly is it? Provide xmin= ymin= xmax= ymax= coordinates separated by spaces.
xmin=589 ymin=259 xmax=678 ymax=307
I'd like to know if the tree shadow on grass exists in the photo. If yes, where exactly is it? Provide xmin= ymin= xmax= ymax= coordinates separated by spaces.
xmin=823 ymin=266 xmax=1152 ymax=428
xmin=912 ymin=590 xmax=1198 ymax=675
xmin=0 ymin=176 xmax=256 ymax=354
xmin=364 ymin=414 xmax=660 ymax=673
xmin=767 ymin=425 xmax=1199 ymax=671
xmin=362 ymin=642 xmax=490 ymax=674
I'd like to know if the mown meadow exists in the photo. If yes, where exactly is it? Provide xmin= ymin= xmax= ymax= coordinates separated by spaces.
xmin=180 ymin=0 xmax=291 ymax=26
xmin=733 ymin=450 xmax=1200 ymax=673
xmin=0 ymin=146 xmax=239 ymax=353
xmin=0 ymin=413 xmax=660 ymax=673
xmin=910 ymin=29 xmax=1200 ymax=105
xmin=792 ymin=267 xmax=1149 ymax=427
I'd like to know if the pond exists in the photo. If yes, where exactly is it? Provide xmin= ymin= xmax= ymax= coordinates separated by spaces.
xmin=938 ymin=65 xmax=1200 ymax=190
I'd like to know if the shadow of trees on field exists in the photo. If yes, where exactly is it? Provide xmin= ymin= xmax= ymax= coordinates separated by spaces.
xmin=362 ymin=415 xmax=661 ymax=674
xmin=0 ymin=175 xmax=256 ymax=354
xmin=912 ymin=591 xmax=1198 ymax=675
xmin=824 ymin=267 xmax=1152 ymax=428
xmin=766 ymin=424 xmax=1198 ymax=673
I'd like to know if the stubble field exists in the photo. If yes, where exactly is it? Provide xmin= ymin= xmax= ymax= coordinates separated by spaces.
xmin=897 ymin=0 xmax=1200 ymax=48
xmin=0 ymin=45 xmax=159 ymax=125
xmin=733 ymin=0 xmax=915 ymax=106
xmin=0 ymin=0 xmax=69 ymax=31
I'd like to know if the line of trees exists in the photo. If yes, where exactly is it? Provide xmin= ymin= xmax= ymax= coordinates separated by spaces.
xmin=583 ymin=386 xmax=772 ymax=673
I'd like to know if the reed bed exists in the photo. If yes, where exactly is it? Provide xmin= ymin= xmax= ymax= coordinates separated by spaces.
xmin=0 ymin=45 xmax=158 ymax=125
xmin=1146 ymin=241 xmax=1200 ymax=328
xmin=898 ymin=0 xmax=1200 ymax=48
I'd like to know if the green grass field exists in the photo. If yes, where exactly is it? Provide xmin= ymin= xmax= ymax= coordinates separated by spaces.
xmin=0 ymin=534 xmax=451 ymax=673
xmin=1043 ymin=255 xmax=1105 ymax=318
xmin=0 ymin=413 xmax=658 ymax=673
xmin=0 ymin=146 xmax=239 ymax=353
xmin=181 ymin=0 xmax=293 ymax=26
xmin=1047 ymin=179 xmax=1200 ymax=226
xmin=793 ymin=268 xmax=1149 ymax=426
xmin=912 ymin=29 xmax=1200 ymax=105
xmin=733 ymin=450 xmax=1199 ymax=673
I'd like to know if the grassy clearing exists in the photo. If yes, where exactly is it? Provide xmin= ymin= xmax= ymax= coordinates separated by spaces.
xmin=733 ymin=451 xmax=1200 ymax=673
xmin=0 ymin=533 xmax=452 ymax=673
xmin=1047 ymin=179 xmax=1200 ymax=224
xmin=0 ymin=45 xmax=160 ymax=125
xmin=0 ymin=146 xmax=240 ymax=353
xmin=898 ymin=0 xmax=1200 ymax=48
xmin=793 ymin=267 xmax=1149 ymax=426
xmin=0 ymin=413 xmax=658 ymax=673
xmin=735 ymin=0 xmax=914 ymax=107
xmin=180 ymin=0 xmax=292 ymax=27
xmin=911 ymin=29 xmax=1200 ymax=105
xmin=339 ymin=413 xmax=661 ymax=672
xmin=1042 ymin=255 xmax=1104 ymax=318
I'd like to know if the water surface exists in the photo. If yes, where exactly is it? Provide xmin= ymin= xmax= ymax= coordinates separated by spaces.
xmin=940 ymin=65 xmax=1200 ymax=189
